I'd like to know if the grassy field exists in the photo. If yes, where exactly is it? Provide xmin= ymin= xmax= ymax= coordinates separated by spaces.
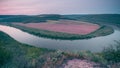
xmin=0 ymin=31 xmax=54 ymax=68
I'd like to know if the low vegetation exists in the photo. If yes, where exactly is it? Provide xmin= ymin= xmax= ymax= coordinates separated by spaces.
xmin=0 ymin=31 xmax=52 ymax=68
xmin=0 ymin=31 xmax=109 ymax=68
xmin=0 ymin=42 xmax=11 ymax=66
xmin=102 ymin=41 xmax=120 ymax=67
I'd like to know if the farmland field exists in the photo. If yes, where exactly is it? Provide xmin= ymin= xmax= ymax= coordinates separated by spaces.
xmin=14 ymin=20 xmax=100 ymax=35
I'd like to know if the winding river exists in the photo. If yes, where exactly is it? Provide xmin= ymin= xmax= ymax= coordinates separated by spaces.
xmin=0 ymin=24 xmax=120 ymax=52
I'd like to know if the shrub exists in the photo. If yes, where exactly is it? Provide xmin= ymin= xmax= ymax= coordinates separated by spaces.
xmin=102 ymin=41 xmax=120 ymax=64
xmin=0 ymin=43 xmax=11 ymax=66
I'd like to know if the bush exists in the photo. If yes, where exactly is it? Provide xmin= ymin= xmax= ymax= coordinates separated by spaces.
xmin=102 ymin=41 xmax=120 ymax=64
xmin=0 ymin=44 xmax=11 ymax=66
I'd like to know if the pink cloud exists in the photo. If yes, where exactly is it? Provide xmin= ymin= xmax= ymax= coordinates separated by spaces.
xmin=0 ymin=0 xmax=119 ymax=15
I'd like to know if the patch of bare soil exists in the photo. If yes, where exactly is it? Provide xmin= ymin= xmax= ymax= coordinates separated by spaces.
xmin=62 ymin=59 xmax=102 ymax=68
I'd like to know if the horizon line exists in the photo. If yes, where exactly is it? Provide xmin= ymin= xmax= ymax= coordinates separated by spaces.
xmin=0 ymin=13 xmax=120 ymax=16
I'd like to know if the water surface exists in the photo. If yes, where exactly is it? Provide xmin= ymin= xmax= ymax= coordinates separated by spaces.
xmin=0 ymin=25 xmax=120 ymax=52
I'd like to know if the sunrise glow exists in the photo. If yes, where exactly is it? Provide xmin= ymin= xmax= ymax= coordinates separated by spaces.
xmin=0 ymin=0 xmax=120 ymax=15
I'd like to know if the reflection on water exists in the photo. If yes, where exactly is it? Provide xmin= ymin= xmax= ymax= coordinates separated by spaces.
xmin=0 ymin=25 xmax=120 ymax=52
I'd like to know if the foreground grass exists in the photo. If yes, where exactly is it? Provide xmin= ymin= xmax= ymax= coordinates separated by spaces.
xmin=10 ymin=23 xmax=114 ymax=40
xmin=0 ymin=31 xmax=52 ymax=68
xmin=0 ymin=43 xmax=11 ymax=66
xmin=0 ymin=31 xmax=109 ymax=68
xmin=102 ymin=41 xmax=120 ymax=67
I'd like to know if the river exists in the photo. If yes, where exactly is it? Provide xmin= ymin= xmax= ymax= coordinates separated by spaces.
xmin=0 ymin=25 xmax=120 ymax=52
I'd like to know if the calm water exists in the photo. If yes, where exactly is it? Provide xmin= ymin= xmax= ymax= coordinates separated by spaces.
xmin=0 ymin=25 xmax=120 ymax=52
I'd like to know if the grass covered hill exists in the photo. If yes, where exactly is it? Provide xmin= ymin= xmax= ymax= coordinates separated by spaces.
xmin=1 ymin=14 xmax=120 ymax=25
xmin=65 ymin=14 xmax=120 ymax=27
xmin=0 ymin=14 xmax=71 ymax=23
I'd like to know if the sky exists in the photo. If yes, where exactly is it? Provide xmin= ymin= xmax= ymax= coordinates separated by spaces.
xmin=0 ymin=0 xmax=120 ymax=15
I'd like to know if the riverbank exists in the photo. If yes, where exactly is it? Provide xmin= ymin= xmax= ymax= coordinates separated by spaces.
xmin=0 ymin=31 xmax=106 ymax=68
xmin=10 ymin=22 xmax=114 ymax=40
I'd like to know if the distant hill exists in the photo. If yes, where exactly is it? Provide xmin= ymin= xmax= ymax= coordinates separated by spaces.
xmin=0 ymin=14 xmax=71 ymax=23
xmin=0 ymin=14 xmax=120 ymax=27
xmin=65 ymin=14 xmax=120 ymax=27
